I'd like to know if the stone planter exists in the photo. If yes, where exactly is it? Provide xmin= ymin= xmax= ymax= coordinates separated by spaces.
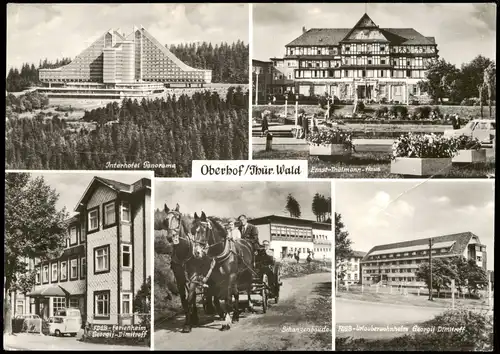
xmin=390 ymin=157 xmax=452 ymax=176
xmin=309 ymin=144 xmax=351 ymax=156
xmin=452 ymin=149 xmax=487 ymax=163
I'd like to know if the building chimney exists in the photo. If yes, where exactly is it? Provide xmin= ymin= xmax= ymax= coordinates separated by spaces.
xmin=302 ymin=26 xmax=307 ymax=33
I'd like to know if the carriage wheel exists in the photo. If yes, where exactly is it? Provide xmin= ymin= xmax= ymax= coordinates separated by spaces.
xmin=262 ymin=274 xmax=269 ymax=314
xmin=275 ymin=264 xmax=281 ymax=304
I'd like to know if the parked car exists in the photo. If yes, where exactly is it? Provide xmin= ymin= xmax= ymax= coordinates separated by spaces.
xmin=12 ymin=314 xmax=42 ymax=333
xmin=443 ymin=119 xmax=496 ymax=145
xmin=48 ymin=308 xmax=82 ymax=337
xmin=14 ymin=314 xmax=41 ymax=320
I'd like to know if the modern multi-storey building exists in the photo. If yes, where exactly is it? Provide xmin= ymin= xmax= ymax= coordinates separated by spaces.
xmin=249 ymin=215 xmax=332 ymax=260
xmin=27 ymin=176 xmax=151 ymax=326
xmin=338 ymin=251 xmax=366 ymax=285
xmin=361 ymin=232 xmax=487 ymax=288
xmin=268 ymin=13 xmax=439 ymax=103
xmin=37 ymin=26 xmax=212 ymax=99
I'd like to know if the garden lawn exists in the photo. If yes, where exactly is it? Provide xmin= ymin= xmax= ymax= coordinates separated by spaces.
xmin=335 ymin=290 xmax=490 ymax=310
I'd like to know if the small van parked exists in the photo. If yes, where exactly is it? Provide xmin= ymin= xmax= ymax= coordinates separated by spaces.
xmin=443 ymin=119 xmax=496 ymax=145
xmin=48 ymin=308 xmax=82 ymax=337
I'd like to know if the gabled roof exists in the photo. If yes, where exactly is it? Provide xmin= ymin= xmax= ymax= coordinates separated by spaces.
xmin=74 ymin=176 xmax=150 ymax=212
xmin=287 ymin=28 xmax=350 ymax=47
xmin=362 ymin=232 xmax=480 ymax=261
xmin=383 ymin=28 xmax=436 ymax=45
xmin=286 ymin=14 xmax=436 ymax=47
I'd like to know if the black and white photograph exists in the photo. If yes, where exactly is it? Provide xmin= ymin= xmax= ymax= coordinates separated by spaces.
xmin=334 ymin=180 xmax=494 ymax=351
xmin=154 ymin=181 xmax=333 ymax=350
xmin=4 ymin=171 xmax=152 ymax=350
xmin=252 ymin=3 xmax=496 ymax=179
xmin=5 ymin=3 xmax=249 ymax=177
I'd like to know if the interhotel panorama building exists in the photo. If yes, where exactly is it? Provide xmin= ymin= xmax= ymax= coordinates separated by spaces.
xmin=37 ymin=26 xmax=212 ymax=99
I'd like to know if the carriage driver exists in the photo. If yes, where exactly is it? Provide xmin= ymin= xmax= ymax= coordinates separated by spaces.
xmin=238 ymin=214 xmax=260 ymax=254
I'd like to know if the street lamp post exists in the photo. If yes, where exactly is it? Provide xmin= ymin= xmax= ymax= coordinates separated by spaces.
xmin=254 ymin=68 xmax=259 ymax=106
xmin=284 ymin=93 xmax=288 ymax=119
xmin=295 ymin=93 xmax=299 ymax=126
xmin=428 ymin=238 xmax=433 ymax=301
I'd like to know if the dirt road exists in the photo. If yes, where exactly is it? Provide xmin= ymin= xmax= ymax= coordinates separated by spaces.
xmin=154 ymin=272 xmax=332 ymax=350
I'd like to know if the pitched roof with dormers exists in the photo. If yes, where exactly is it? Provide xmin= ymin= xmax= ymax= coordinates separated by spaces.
xmin=286 ymin=14 xmax=436 ymax=47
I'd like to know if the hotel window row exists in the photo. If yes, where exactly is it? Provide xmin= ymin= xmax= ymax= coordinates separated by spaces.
xmin=35 ymin=256 xmax=86 ymax=284
xmin=364 ymin=258 xmax=436 ymax=267
xmin=287 ymin=45 xmax=435 ymax=57
xmin=270 ymin=225 xmax=312 ymax=239
xmin=93 ymin=290 xmax=133 ymax=318
xmin=367 ymin=247 xmax=452 ymax=260
xmin=94 ymin=244 xmax=132 ymax=274
xmin=88 ymin=200 xmax=130 ymax=233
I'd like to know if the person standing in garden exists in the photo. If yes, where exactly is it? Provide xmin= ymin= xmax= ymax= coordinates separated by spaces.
xmin=261 ymin=113 xmax=269 ymax=137
xmin=302 ymin=113 xmax=309 ymax=139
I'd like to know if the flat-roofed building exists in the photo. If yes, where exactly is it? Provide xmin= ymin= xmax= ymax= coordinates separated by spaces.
xmin=361 ymin=232 xmax=487 ymax=288
xmin=249 ymin=215 xmax=332 ymax=260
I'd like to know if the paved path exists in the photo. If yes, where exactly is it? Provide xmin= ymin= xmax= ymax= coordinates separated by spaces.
xmin=3 ymin=333 xmax=146 ymax=351
xmin=154 ymin=272 xmax=332 ymax=350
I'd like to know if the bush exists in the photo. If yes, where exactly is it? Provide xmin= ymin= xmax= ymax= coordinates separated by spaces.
xmin=280 ymin=261 xmax=328 ymax=278
xmin=389 ymin=105 xmax=408 ymax=119
xmin=461 ymin=97 xmax=481 ymax=106
xmin=375 ymin=106 xmax=389 ymax=118
xmin=414 ymin=106 xmax=432 ymax=119
xmin=356 ymin=101 xmax=365 ymax=112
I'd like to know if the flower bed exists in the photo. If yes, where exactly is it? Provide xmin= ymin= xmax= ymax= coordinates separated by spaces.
xmin=307 ymin=129 xmax=355 ymax=155
xmin=392 ymin=133 xmax=459 ymax=159
xmin=391 ymin=133 xmax=458 ymax=176
xmin=452 ymin=135 xmax=486 ymax=163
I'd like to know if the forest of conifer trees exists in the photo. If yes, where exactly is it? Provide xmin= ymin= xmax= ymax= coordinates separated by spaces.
xmin=5 ymin=87 xmax=249 ymax=177
xmin=167 ymin=41 xmax=248 ymax=84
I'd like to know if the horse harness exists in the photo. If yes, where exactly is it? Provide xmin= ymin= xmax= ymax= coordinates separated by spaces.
xmin=167 ymin=212 xmax=212 ymax=289
xmin=197 ymin=220 xmax=259 ymax=279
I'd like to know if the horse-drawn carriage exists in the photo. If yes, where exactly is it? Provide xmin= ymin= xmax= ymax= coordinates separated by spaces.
xmin=250 ymin=248 xmax=282 ymax=313
xmin=160 ymin=204 xmax=283 ymax=332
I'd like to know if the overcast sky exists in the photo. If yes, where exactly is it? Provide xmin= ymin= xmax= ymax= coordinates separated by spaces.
xmin=336 ymin=180 xmax=495 ymax=271
xmin=6 ymin=3 xmax=249 ymax=70
xmin=253 ymin=3 xmax=496 ymax=67
xmin=155 ymin=181 xmax=331 ymax=221
xmin=28 ymin=171 xmax=152 ymax=217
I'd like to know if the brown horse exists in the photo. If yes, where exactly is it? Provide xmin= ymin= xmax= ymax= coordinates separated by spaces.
xmin=191 ymin=212 xmax=255 ymax=331
xmin=158 ymin=204 xmax=222 ymax=333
